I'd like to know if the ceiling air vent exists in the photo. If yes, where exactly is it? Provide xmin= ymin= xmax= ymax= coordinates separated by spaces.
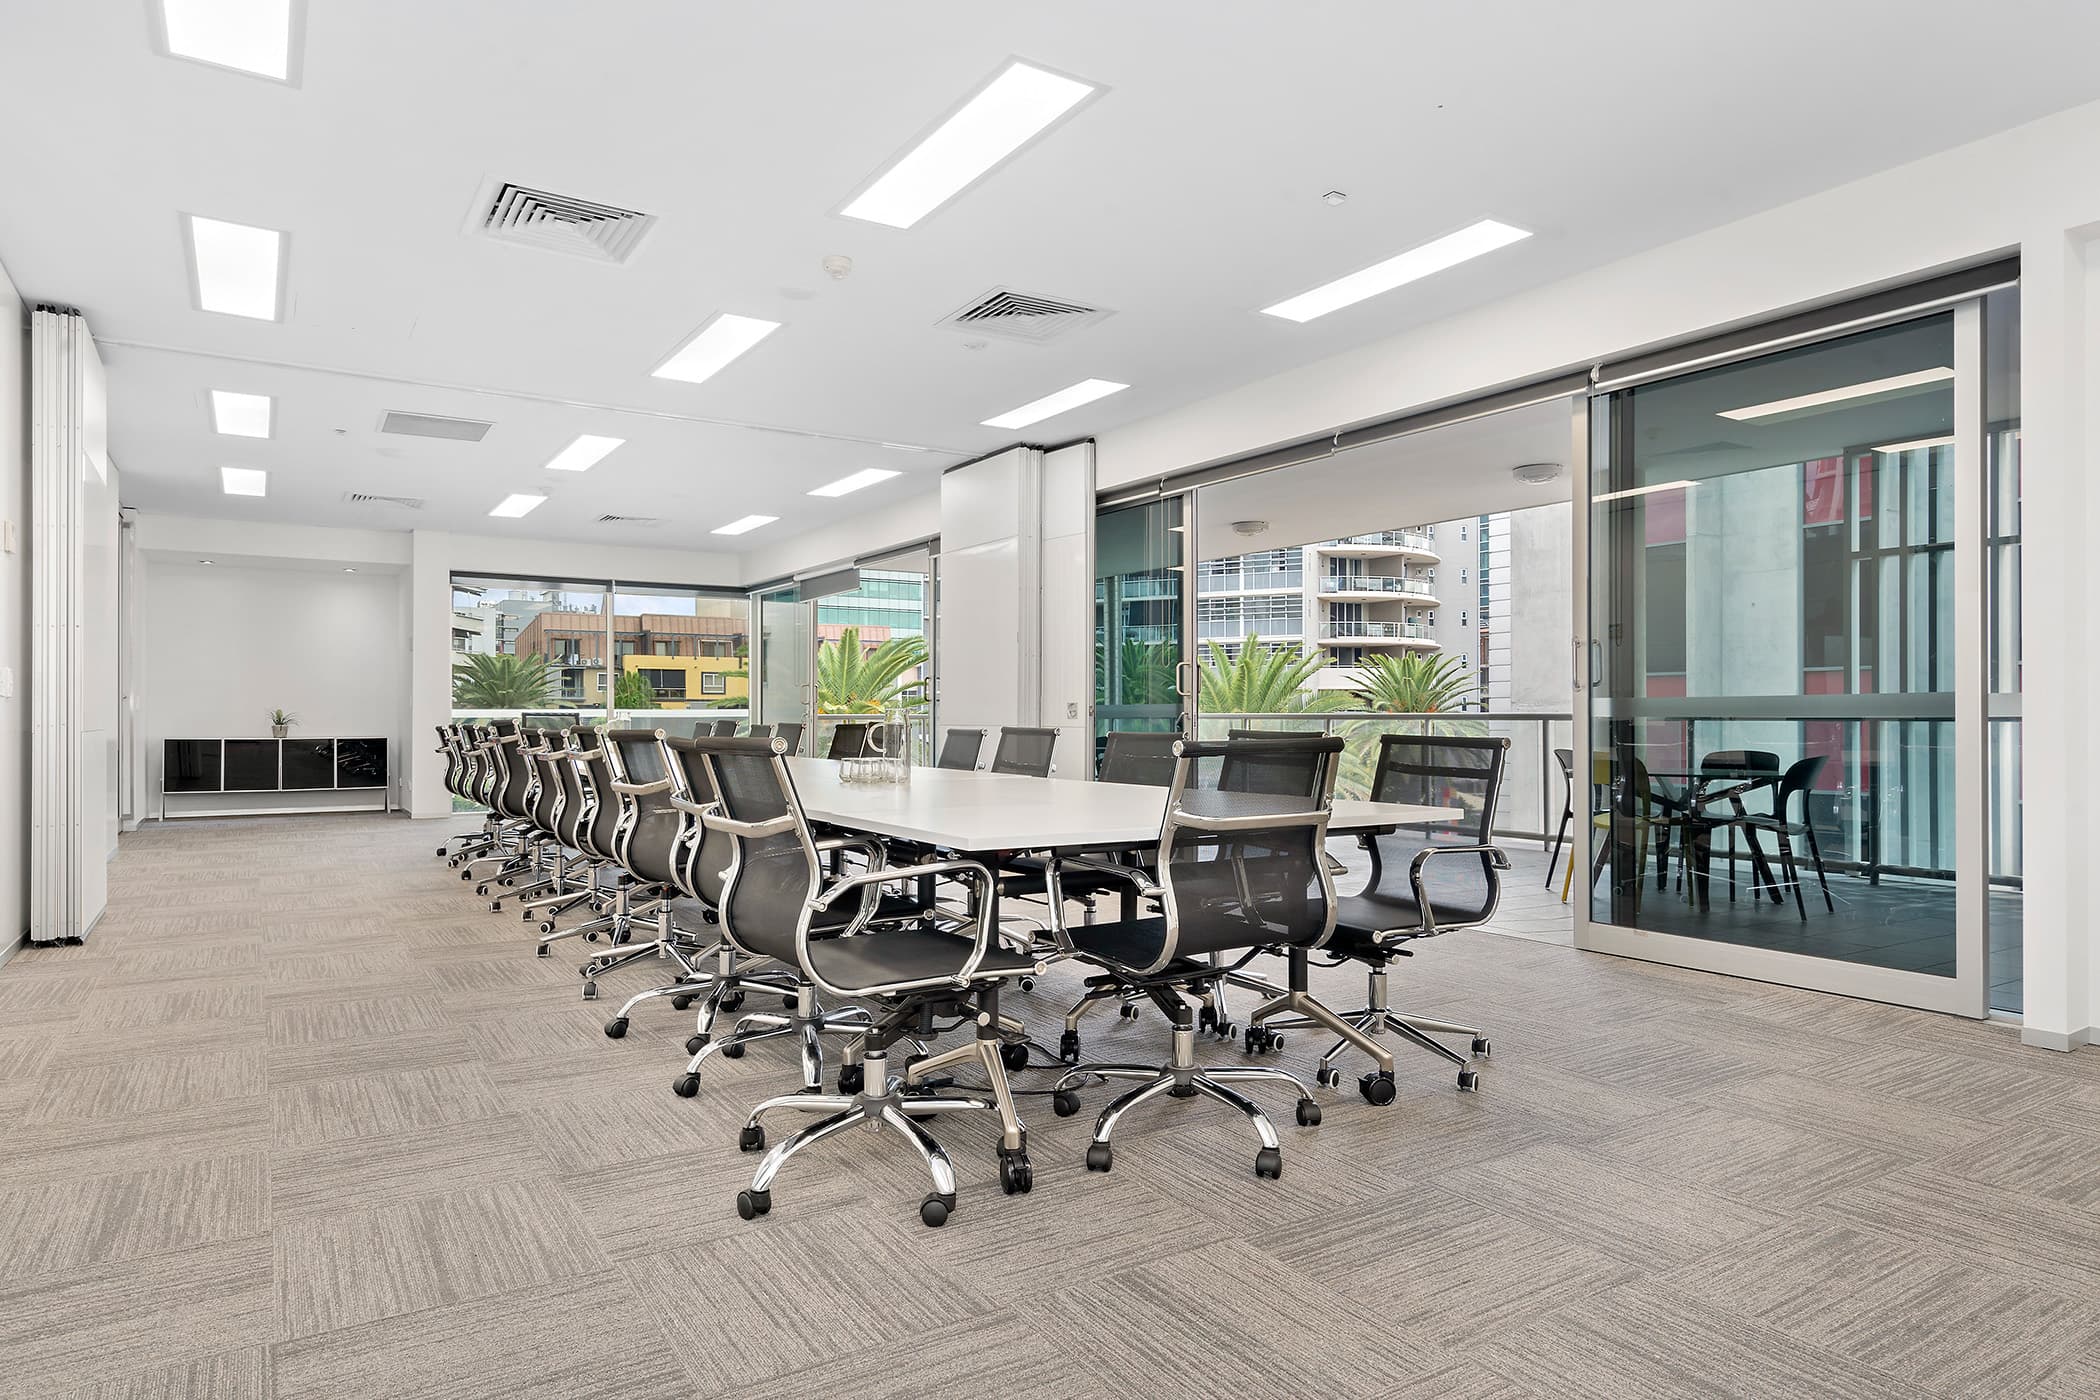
xmin=379 ymin=411 xmax=493 ymax=442
xmin=477 ymin=182 xmax=657 ymax=264
xmin=596 ymin=514 xmax=661 ymax=527
xmin=937 ymin=286 xmax=1113 ymax=344
xmin=343 ymin=492 xmax=425 ymax=510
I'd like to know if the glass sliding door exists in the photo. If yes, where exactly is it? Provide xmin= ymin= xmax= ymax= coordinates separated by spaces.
xmin=753 ymin=584 xmax=812 ymax=743
xmin=1094 ymin=494 xmax=1192 ymax=761
xmin=1579 ymin=302 xmax=2004 ymax=1016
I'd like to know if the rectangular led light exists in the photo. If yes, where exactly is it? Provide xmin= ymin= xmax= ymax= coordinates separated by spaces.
xmin=544 ymin=434 xmax=625 ymax=472
xmin=1872 ymin=434 xmax=1956 ymax=455
xmin=807 ymin=468 xmax=901 ymax=498
xmin=842 ymin=61 xmax=1097 ymax=229
xmin=220 ymin=466 xmax=268 ymax=496
xmin=980 ymin=378 xmax=1127 ymax=431
xmin=1592 ymin=479 xmax=1693 ymax=504
xmin=488 ymin=493 xmax=547 ymax=519
xmin=187 ymin=215 xmax=283 ymax=320
xmin=711 ymin=514 xmax=779 ymax=536
xmin=1717 ymin=367 xmax=1954 ymax=423
xmin=210 ymin=389 xmax=273 ymax=438
xmin=1261 ymin=219 xmax=1532 ymax=323
xmin=651 ymin=313 xmax=781 ymax=386
xmin=161 ymin=0 xmax=294 ymax=81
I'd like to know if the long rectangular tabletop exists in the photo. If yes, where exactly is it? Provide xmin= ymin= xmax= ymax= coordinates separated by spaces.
xmin=784 ymin=756 xmax=1455 ymax=852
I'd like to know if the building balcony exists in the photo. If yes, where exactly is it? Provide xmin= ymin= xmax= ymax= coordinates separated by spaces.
xmin=1196 ymin=571 xmax=1303 ymax=596
xmin=1319 ymin=620 xmax=1438 ymax=648
xmin=1317 ymin=530 xmax=1438 ymax=560
xmin=1316 ymin=574 xmax=1438 ymax=604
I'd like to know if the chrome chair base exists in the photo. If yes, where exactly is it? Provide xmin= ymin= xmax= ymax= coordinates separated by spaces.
xmin=673 ymin=982 xmax=871 ymax=1097
xmin=736 ymin=1044 xmax=1026 ymax=1227
xmin=1263 ymin=966 xmax=1487 ymax=1094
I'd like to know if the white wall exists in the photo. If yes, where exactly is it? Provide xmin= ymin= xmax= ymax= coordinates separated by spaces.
xmin=1039 ymin=443 xmax=1095 ymax=775
xmin=140 ymin=560 xmax=409 ymax=813
xmin=739 ymin=488 xmax=940 ymax=586
xmin=0 ymin=260 xmax=26 ymax=947
xmin=935 ymin=448 xmax=1036 ymax=755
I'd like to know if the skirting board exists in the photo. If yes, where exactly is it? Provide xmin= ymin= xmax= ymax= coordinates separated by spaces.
xmin=2020 ymin=1025 xmax=2094 ymax=1052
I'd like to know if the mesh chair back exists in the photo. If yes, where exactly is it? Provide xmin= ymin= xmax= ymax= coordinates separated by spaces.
xmin=1152 ymin=737 xmax=1341 ymax=964
xmin=1099 ymin=731 xmax=1181 ymax=787
xmin=1363 ymin=735 xmax=1508 ymax=928
xmin=528 ymin=738 xmax=564 ymax=833
xmin=936 ymin=728 xmax=985 ymax=770
xmin=607 ymin=729 xmax=679 ymax=883
xmin=1221 ymin=729 xmax=1336 ymax=797
xmin=774 ymin=721 xmax=805 ymax=754
xmin=711 ymin=719 xmax=739 ymax=737
xmin=554 ymin=731 xmax=590 ymax=847
xmin=664 ymin=736 xmax=732 ymax=906
xmin=577 ymin=733 xmax=619 ymax=859
xmin=827 ymin=723 xmax=870 ymax=758
xmin=437 ymin=727 xmax=461 ymax=795
xmin=992 ymin=726 xmax=1057 ymax=777
xmin=694 ymin=736 xmax=816 ymax=964
xmin=745 ymin=725 xmax=773 ymax=739
xmin=493 ymin=731 xmax=533 ymax=819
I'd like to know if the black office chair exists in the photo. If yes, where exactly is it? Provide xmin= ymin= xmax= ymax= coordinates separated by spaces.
xmin=1545 ymin=747 xmax=1575 ymax=890
xmin=1047 ymin=736 xmax=1340 ymax=1179
xmin=692 ymin=736 xmax=1040 ymax=1226
xmin=826 ymin=722 xmax=871 ymax=759
xmin=710 ymin=719 xmax=739 ymax=737
xmin=1294 ymin=734 xmax=1508 ymax=1099
xmin=1097 ymin=730 xmax=1182 ymax=788
xmin=1740 ymin=754 xmax=1834 ymax=918
xmin=574 ymin=729 xmax=704 ymax=1002
xmin=991 ymin=726 xmax=1057 ymax=777
xmin=774 ymin=721 xmax=805 ymax=754
xmin=935 ymin=728 xmax=987 ymax=770
xmin=745 ymin=724 xmax=773 ymax=740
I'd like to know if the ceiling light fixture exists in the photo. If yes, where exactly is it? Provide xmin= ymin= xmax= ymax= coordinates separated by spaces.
xmin=1717 ymin=367 xmax=1954 ymax=423
xmin=651 ymin=313 xmax=782 ymax=386
xmin=808 ymin=468 xmax=901 ymax=498
xmin=1511 ymin=462 xmax=1565 ymax=485
xmin=1260 ymin=218 xmax=1531 ymax=323
xmin=210 ymin=389 xmax=273 ymax=438
xmin=543 ymin=433 xmax=625 ymax=472
xmin=488 ymin=493 xmax=547 ymax=519
xmin=840 ymin=59 xmax=1099 ymax=229
xmin=220 ymin=466 xmax=268 ymax=496
xmin=342 ymin=567 xmax=356 ymax=573
xmin=1592 ymin=479 xmax=1694 ymax=504
xmin=158 ymin=0 xmax=297 ymax=82
xmin=981 ymin=377 xmax=1128 ymax=430
xmin=712 ymin=514 xmax=779 ymax=536
xmin=199 ymin=559 xmax=214 ymax=565
xmin=185 ymin=214 xmax=284 ymax=320
xmin=1872 ymin=434 xmax=1956 ymax=455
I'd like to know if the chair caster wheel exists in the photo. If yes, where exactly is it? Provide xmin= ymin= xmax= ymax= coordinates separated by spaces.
xmin=999 ymin=1152 xmax=1033 ymax=1195
xmin=999 ymin=1041 xmax=1029 ymax=1072
xmin=685 ymin=1034 xmax=708 ymax=1056
xmin=720 ymin=1042 xmax=745 ymax=1060
xmin=435 ymin=845 xmax=450 ymax=858
xmin=535 ymin=944 xmax=550 ymax=958
xmin=603 ymin=1017 xmax=628 ymax=1039
xmin=538 ymin=921 xmax=556 ymax=936
xmin=1085 ymin=1142 xmax=1113 ymax=1173
xmin=737 ymin=1189 xmax=770 ymax=1220
xmin=720 ymin=991 xmax=744 ymax=1012
xmin=1215 ymin=1020 xmax=1236 ymax=1041
xmin=1197 ymin=1005 xmax=1216 ymax=1031
xmin=1472 ymin=1037 xmax=1491 ymax=1059
xmin=673 ymin=1074 xmax=700 ymax=1098
xmin=920 ymin=1193 xmax=953 ymax=1228
xmin=1052 ymin=1089 xmax=1081 ymax=1118
xmin=1295 ymin=1098 xmax=1321 ymax=1127
xmin=1359 ymin=1071 xmax=1397 ymax=1106
xmin=738 ymin=1124 xmax=765 ymax=1152
xmin=783 ymin=995 xmax=797 ymax=1011
xmin=461 ymin=871 xmax=475 ymax=882
xmin=1458 ymin=1069 xmax=1479 ymax=1092
xmin=1316 ymin=1067 xmax=1341 ymax=1089
xmin=1254 ymin=1146 xmax=1283 ymax=1180
xmin=580 ymin=981 xmax=597 ymax=1001
xmin=1018 ymin=975 xmax=1036 ymax=992
xmin=1245 ymin=1027 xmax=1283 ymax=1054
xmin=474 ymin=885 xmax=489 ymax=897
xmin=837 ymin=1063 xmax=864 ymax=1094
xmin=1058 ymin=1030 xmax=1080 ymax=1065
xmin=671 ymin=996 xmax=693 ymax=1012
xmin=1118 ymin=1003 xmax=1139 ymax=1020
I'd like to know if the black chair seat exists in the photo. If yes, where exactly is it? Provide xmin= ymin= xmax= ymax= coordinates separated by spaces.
xmin=809 ymin=927 xmax=1036 ymax=988
xmin=1068 ymin=915 xmax=1172 ymax=970
xmin=1332 ymin=888 xmax=1483 ymax=947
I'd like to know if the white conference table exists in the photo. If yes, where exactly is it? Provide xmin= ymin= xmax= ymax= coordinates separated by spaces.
xmin=785 ymin=756 xmax=1456 ymax=853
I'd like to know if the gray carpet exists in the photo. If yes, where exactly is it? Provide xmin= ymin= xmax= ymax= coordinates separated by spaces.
xmin=0 ymin=812 xmax=2096 ymax=1399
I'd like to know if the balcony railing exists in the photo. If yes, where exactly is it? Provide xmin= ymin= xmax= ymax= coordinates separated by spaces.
xmin=1198 ymin=570 xmax=1303 ymax=594
xmin=1321 ymin=620 xmax=1430 ymax=640
xmin=1328 ymin=530 xmax=1435 ymax=552
xmin=1319 ymin=574 xmax=1436 ymax=598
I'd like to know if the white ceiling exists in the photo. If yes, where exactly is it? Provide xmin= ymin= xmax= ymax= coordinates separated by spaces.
xmin=3 ymin=1 xmax=2097 ymax=549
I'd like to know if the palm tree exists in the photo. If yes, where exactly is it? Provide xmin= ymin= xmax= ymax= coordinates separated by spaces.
xmin=612 ymin=668 xmax=657 ymax=710
xmin=1196 ymin=636 xmax=1355 ymax=715
xmin=1097 ymin=637 xmax=1179 ymax=706
xmin=452 ymin=651 xmax=554 ymax=709
xmin=816 ymin=626 xmax=929 ymax=712
xmin=1352 ymin=652 xmax=1481 ymax=714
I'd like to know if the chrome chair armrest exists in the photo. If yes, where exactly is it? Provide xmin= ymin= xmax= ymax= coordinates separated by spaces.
xmin=804 ymin=859 xmax=1011 ymax=995
xmin=1406 ymin=843 xmax=1510 ymax=937
xmin=610 ymin=778 xmax=674 ymax=796
xmin=1048 ymin=854 xmax=1163 ymax=902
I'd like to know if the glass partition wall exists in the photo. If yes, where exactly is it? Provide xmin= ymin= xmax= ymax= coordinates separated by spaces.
xmin=750 ymin=546 xmax=935 ymax=759
xmin=1094 ymin=494 xmax=1191 ymax=760
xmin=1579 ymin=292 xmax=2020 ymax=1016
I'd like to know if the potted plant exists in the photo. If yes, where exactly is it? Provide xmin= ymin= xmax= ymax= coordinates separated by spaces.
xmin=268 ymin=708 xmax=297 ymax=738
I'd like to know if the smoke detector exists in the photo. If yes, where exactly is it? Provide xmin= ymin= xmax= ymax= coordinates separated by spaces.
xmin=822 ymin=254 xmax=853 ymax=280
xmin=1230 ymin=519 xmax=1270 ymax=537
xmin=1512 ymin=462 xmax=1565 ymax=485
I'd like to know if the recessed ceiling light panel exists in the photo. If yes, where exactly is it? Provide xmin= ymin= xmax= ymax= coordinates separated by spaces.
xmin=1260 ymin=218 xmax=1531 ymax=323
xmin=544 ymin=434 xmax=625 ymax=472
xmin=711 ymin=514 xmax=779 ymax=536
xmin=185 ymin=214 xmax=285 ymax=320
xmin=807 ymin=468 xmax=901 ymax=498
xmin=980 ymin=378 xmax=1128 ymax=431
xmin=210 ymin=389 xmax=273 ymax=438
xmin=158 ymin=0 xmax=300 ymax=83
xmin=220 ymin=466 xmax=268 ymax=496
xmin=488 ymin=493 xmax=547 ymax=519
xmin=841 ymin=60 xmax=1099 ymax=229
xmin=651 ymin=313 xmax=782 ymax=386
